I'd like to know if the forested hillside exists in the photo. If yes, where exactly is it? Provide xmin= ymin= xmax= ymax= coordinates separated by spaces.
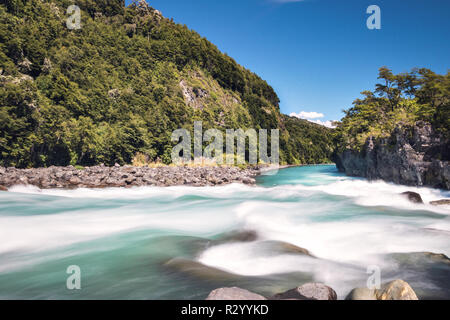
xmin=333 ymin=67 xmax=449 ymax=189
xmin=334 ymin=67 xmax=449 ymax=152
xmin=0 ymin=0 xmax=333 ymax=167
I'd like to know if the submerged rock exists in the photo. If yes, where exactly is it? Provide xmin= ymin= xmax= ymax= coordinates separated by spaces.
xmin=218 ymin=230 xmax=259 ymax=243
xmin=259 ymin=241 xmax=315 ymax=257
xmin=430 ymin=199 xmax=450 ymax=206
xmin=401 ymin=191 xmax=424 ymax=204
xmin=346 ymin=280 xmax=418 ymax=300
xmin=272 ymin=283 xmax=337 ymax=300
xmin=206 ymin=287 xmax=267 ymax=300
xmin=164 ymin=258 xmax=240 ymax=281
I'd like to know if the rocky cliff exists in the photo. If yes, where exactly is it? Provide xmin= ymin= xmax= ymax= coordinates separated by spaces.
xmin=334 ymin=121 xmax=450 ymax=190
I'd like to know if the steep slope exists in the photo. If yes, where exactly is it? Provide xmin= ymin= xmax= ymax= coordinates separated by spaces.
xmin=334 ymin=67 xmax=449 ymax=189
xmin=0 ymin=0 xmax=333 ymax=167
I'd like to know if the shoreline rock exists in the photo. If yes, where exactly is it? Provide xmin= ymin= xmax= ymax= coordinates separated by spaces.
xmin=271 ymin=283 xmax=337 ymax=300
xmin=206 ymin=287 xmax=267 ymax=300
xmin=346 ymin=280 xmax=418 ymax=300
xmin=0 ymin=165 xmax=262 ymax=190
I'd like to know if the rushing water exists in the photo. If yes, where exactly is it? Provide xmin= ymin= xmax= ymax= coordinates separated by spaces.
xmin=0 ymin=165 xmax=449 ymax=300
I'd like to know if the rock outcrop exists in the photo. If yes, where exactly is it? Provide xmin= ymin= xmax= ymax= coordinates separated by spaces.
xmin=0 ymin=165 xmax=261 ymax=189
xmin=206 ymin=287 xmax=267 ymax=300
xmin=271 ymin=283 xmax=337 ymax=300
xmin=346 ymin=280 xmax=419 ymax=300
xmin=335 ymin=122 xmax=450 ymax=190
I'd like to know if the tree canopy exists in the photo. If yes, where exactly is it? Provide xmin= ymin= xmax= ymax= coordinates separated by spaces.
xmin=0 ymin=0 xmax=333 ymax=167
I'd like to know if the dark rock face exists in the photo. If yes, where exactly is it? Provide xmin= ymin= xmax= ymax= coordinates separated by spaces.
xmin=335 ymin=122 xmax=450 ymax=190
xmin=401 ymin=191 xmax=424 ymax=204
xmin=0 ymin=166 xmax=261 ymax=189
xmin=206 ymin=287 xmax=267 ymax=300
xmin=271 ymin=283 xmax=337 ymax=300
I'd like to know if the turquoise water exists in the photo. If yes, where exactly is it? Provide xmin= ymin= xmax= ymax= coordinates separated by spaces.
xmin=0 ymin=165 xmax=449 ymax=300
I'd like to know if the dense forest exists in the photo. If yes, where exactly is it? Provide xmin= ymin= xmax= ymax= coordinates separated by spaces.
xmin=334 ymin=67 xmax=449 ymax=153
xmin=0 ymin=0 xmax=333 ymax=168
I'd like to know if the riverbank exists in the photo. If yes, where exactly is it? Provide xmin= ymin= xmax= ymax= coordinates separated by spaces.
xmin=0 ymin=165 xmax=263 ymax=190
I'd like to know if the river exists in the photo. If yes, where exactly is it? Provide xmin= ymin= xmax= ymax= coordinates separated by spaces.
xmin=0 ymin=165 xmax=449 ymax=299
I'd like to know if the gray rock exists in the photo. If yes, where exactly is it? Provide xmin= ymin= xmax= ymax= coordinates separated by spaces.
xmin=206 ymin=287 xmax=267 ymax=301
xmin=272 ymin=283 xmax=337 ymax=300
xmin=0 ymin=166 xmax=261 ymax=189
xmin=401 ymin=191 xmax=424 ymax=204
xmin=335 ymin=121 xmax=450 ymax=190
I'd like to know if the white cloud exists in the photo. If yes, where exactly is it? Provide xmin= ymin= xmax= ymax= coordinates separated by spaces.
xmin=289 ymin=110 xmax=337 ymax=128
xmin=289 ymin=111 xmax=324 ymax=119
xmin=310 ymin=119 xmax=337 ymax=129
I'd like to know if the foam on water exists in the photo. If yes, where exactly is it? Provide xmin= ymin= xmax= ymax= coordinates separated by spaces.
xmin=0 ymin=165 xmax=449 ymax=299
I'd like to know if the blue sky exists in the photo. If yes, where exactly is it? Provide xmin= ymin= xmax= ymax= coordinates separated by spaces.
xmin=126 ymin=0 xmax=449 ymax=125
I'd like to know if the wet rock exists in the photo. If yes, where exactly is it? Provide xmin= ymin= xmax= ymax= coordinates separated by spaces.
xmin=164 ymin=258 xmax=240 ymax=281
xmin=401 ymin=191 xmax=424 ymax=204
xmin=272 ymin=283 xmax=337 ymax=300
xmin=260 ymin=241 xmax=315 ymax=257
xmin=206 ymin=287 xmax=267 ymax=300
xmin=346 ymin=280 xmax=418 ymax=300
xmin=345 ymin=288 xmax=377 ymax=300
xmin=219 ymin=230 xmax=259 ymax=243
xmin=0 ymin=185 xmax=7 ymax=191
xmin=376 ymin=280 xmax=419 ymax=300
xmin=430 ymin=199 xmax=450 ymax=206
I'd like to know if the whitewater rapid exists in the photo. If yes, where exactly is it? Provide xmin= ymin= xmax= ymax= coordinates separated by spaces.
xmin=0 ymin=165 xmax=449 ymax=299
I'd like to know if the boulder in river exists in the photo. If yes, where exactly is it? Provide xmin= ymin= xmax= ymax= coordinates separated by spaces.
xmin=218 ymin=230 xmax=259 ymax=243
xmin=272 ymin=283 xmax=337 ymax=300
xmin=164 ymin=258 xmax=240 ymax=281
xmin=377 ymin=280 xmax=419 ymax=300
xmin=401 ymin=191 xmax=424 ymax=204
xmin=259 ymin=240 xmax=315 ymax=257
xmin=430 ymin=199 xmax=450 ymax=206
xmin=206 ymin=287 xmax=267 ymax=300
xmin=0 ymin=185 xmax=7 ymax=191
xmin=346 ymin=280 xmax=418 ymax=300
